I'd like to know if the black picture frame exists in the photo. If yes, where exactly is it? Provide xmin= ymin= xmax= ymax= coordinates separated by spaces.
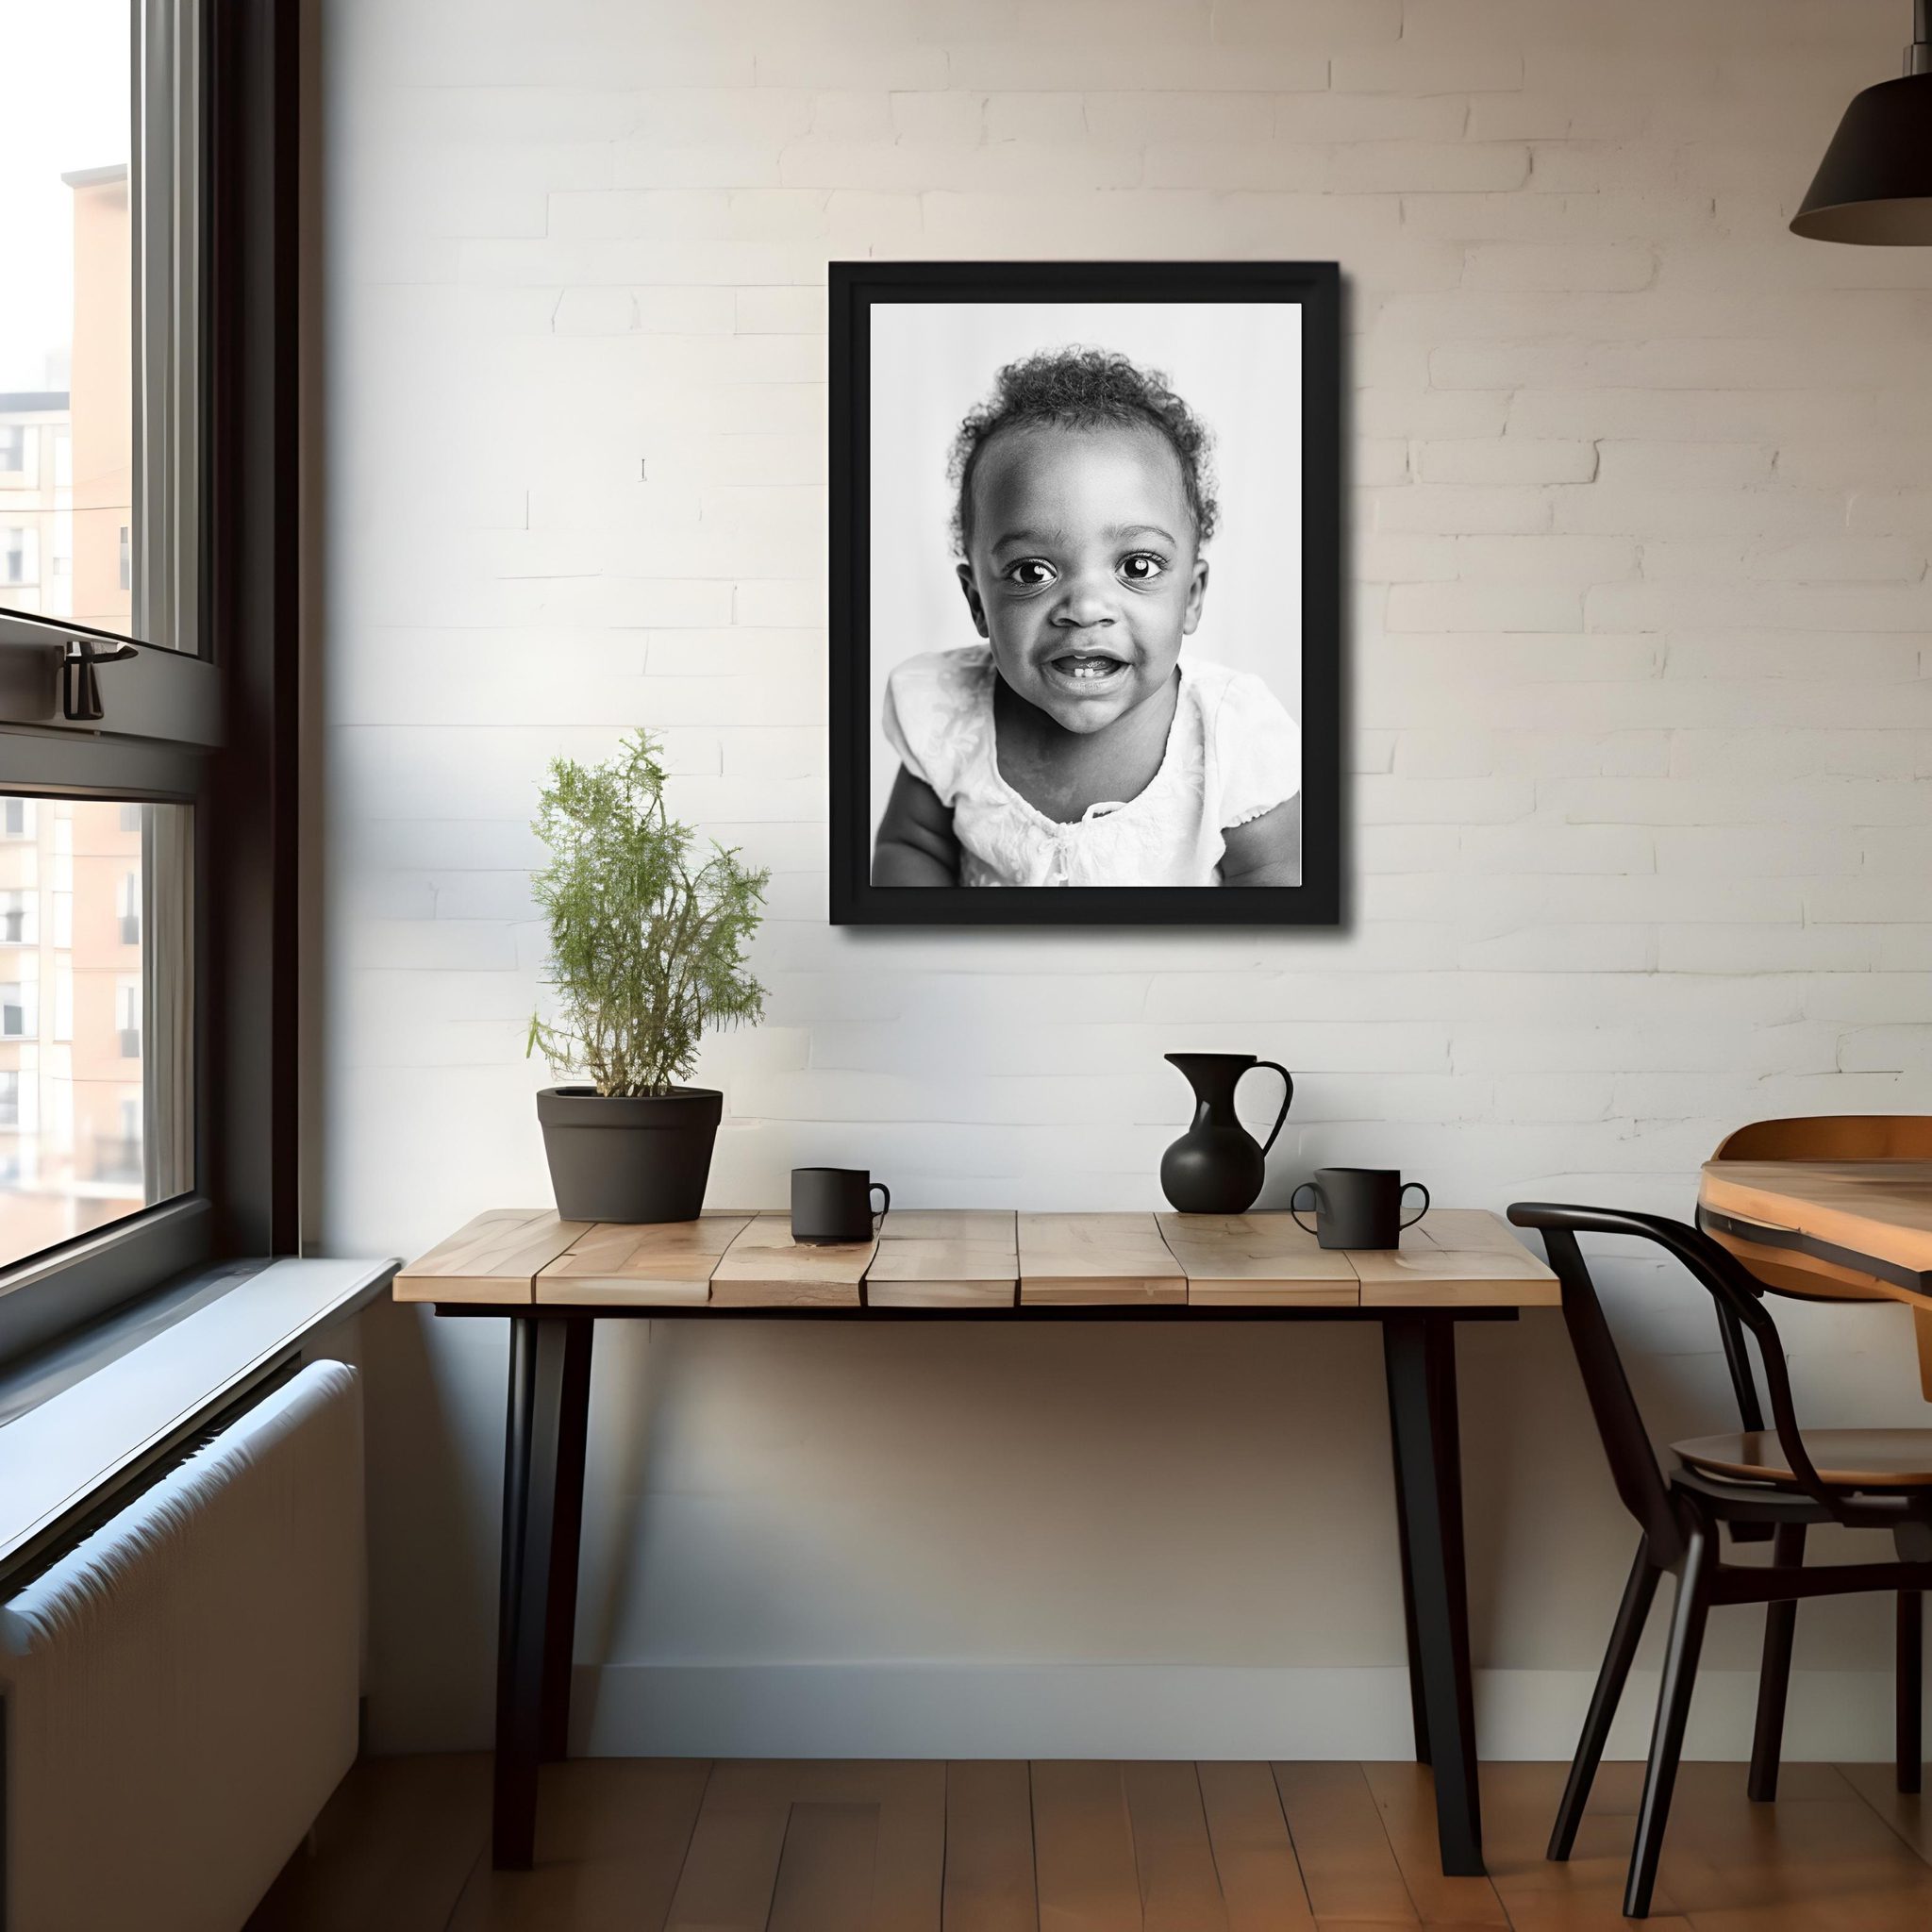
xmin=829 ymin=258 xmax=1341 ymax=927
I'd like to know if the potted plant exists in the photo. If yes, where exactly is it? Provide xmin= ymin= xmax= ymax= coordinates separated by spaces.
xmin=526 ymin=731 xmax=769 ymax=1223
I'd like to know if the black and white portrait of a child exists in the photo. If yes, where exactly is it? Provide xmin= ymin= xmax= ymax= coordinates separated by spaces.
xmin=831 ymin=264 xmax=1340 ymax=927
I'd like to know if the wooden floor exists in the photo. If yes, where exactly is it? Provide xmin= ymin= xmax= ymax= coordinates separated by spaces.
xmin=246 ymin=1755 xmax=1932 ymax=1931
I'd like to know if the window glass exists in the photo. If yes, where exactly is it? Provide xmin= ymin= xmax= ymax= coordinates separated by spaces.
xmin=0 ymin=798 xmax=192 ymax=1269
xmin=0 ymin=2 xmax=137 ymax=635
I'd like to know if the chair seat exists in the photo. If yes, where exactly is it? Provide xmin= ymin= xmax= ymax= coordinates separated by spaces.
xmin=1674 ymin=1427 xmax=1932 ymax=1491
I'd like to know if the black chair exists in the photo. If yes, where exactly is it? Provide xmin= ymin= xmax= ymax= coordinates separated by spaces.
xmin=1507 ymin=1201 xmax=1932 ymax=1920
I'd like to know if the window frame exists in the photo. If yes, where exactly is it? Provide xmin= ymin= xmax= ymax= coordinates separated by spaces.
xmin=0 ymin=0 xmax=299 ymax=1366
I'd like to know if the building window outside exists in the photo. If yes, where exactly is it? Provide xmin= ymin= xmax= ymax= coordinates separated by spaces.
xmin=0 ymin=891 xmax=31 ymax=946
xmin=117 ymin=869 xmax=139 ymax=944
xmin=117 ymin=979 xmax=140 ymax=1058
xmin=1 ymin=527 xmax=32 ymax=586
xmin=117 ymin=525 xmax=130 ymax=592
xmin=2 ymin=798 xmax=34 ymax=840
xmin=1 ymin=984 xmax=31 ymax=1039
xmin=0 ymin=1072 xmax=18 ymax=1128
xmin=0 ymin=426 xmax=24 ymax=475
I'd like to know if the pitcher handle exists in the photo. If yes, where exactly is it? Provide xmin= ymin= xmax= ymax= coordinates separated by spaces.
xmin=870 ymin=1182 xmax=891 ymax=1226
xmin=1243 ymin=1060 xmax=1294 ymax=1158
xmin=1399 ymin=1181 xmax=1430 ymax=1230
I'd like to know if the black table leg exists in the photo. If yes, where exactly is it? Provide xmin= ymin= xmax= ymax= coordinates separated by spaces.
xmin=541 ymin=1320 xmax=594 ymax=1762
xmin=1384 ymin=1311 xmax=1483 ymax=1876
xmin=493 ymin=1314 xmax=588 ymax=1869
xmin=1386 ymin=1379 xmax=1432 ymax=1766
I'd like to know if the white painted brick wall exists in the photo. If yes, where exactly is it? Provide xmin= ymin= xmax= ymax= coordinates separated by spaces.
xmin=322 ymin=0 xmax=1932 ymax=1757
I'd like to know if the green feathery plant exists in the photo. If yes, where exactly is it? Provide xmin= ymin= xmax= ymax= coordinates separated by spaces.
xmin=526 ymin=732 xmax=769 ymax=1097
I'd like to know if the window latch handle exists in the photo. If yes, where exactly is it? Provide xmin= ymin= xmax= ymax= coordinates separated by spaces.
xmin=61 ymin=638 xmax=138 ymax=724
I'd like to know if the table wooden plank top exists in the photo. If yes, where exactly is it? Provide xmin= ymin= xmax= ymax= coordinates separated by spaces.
xmin=866 ymin=1208 xmax=1019 ymax=1307
xmin=1154 ymin=1212 xmax=1356 ymax=1306
xmin=709 ymin=1210 xmax=874 ymax=1306
xmin=1349 ymin=1211 xmax=1560 ymax=1307
xmin=1018 ymin=1212 xmax=1189 ymax=1306
xmin=393 ymin=1208 xmax=591 ymax=1305
xmin=535 ymin=1212 xmax=753 ymax=1307
xmin=1700 ymin=1159 xmax=1932 ymax=1289
xmin=393 ymin=1207 xmax=1556 ymax=1311
xmin=1699 ymin=1159 xmax=1932 ymax=1406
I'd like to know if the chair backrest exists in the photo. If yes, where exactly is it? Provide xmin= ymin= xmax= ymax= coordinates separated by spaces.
xmin=1506 ymin=1203 xmax=1842 ymax=1557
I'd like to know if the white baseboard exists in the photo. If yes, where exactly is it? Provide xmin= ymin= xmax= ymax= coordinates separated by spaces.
xmin=571 ymin=1662 xmax=1920 ymax=1763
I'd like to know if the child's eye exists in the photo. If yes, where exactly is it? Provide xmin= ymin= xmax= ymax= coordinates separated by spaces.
xmin=1119 ymin=553 xmax=1168 ymax=584
xmin=1003 ymin=558 xmax=1057 ymax=587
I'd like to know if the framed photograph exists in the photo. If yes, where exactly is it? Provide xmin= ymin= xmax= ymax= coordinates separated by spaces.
xmin=829 ymin=259 xmax=1340 ymax=927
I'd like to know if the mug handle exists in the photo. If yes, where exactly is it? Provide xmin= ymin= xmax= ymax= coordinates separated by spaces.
xmin=1399 ymin=1181 xmax=1431 ymax=1230
xmin=1243 ymin=1060 xmax=1294 ymax=1157
xmin=1289 ymin=1181 xmax=1319 ymax=1238
xmin=869 ymin=1182 xmax=891 ymax=1225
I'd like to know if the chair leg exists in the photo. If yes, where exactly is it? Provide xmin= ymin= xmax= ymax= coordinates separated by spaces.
xmin=1625 ymin=1520 xmax=1714 ymax=1922
xmin=1746 ymin=1521 xmax=1807 ymax=1803
xmin=1898 ymin=1523 xmax=1932 ymax=1796
xmin=1549 ymin=1539 xmax=1658 ymax=1862
xmin=1899 ymin=1590 xmax=1923 ymax=1796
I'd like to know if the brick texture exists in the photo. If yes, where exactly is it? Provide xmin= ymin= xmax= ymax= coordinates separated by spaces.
xmin=324 ymin=0 xmax=1932 ymax=1755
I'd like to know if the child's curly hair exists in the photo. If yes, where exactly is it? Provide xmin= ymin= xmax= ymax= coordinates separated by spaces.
xmin=948 ymin=346 xmax=1218 ymax=556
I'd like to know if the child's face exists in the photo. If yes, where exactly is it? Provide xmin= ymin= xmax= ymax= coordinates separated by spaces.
xmin=957 ymin=422 xmax=1208 ymax=736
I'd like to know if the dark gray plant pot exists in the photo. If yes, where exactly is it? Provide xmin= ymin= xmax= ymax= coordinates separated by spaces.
xmin=536 ymin=1085 xmax=722 ymax=1224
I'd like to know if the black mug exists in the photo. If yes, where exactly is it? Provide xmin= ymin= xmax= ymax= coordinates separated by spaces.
xmin=1289 ymin=1167 xmax=1429 ymax=1250
xmin=791 ymin=1167 xmax=890 ymax=1244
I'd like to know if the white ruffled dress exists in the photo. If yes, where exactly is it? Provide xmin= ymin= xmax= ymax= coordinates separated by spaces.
xmin=881 ymin=644 xmax=1301 ymax=888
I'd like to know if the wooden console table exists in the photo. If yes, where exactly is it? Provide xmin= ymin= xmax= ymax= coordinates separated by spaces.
xmin=395 ymin=1208 xmax=1557 ymax=1877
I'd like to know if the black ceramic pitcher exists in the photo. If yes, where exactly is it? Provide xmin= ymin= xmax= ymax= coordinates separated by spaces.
xmin=1158 ymin=1053 xmax=1293 ymax=1214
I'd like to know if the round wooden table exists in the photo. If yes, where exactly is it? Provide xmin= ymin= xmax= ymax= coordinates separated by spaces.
xmin=1698 ymin=1156 xmax=1932 ymax=1397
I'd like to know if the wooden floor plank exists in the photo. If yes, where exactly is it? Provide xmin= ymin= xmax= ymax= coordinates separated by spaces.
xmin=765 ymin=1802 xmax=880 ymax=1932
xmin=662 ymin=1761 xmax=793 ymax=1932
xmin=1272 ymin=1762 xmax=1419 ymax=1926
xmin=1195 ymin=1761 xmax=1315 ymax=1932
xmin=250 ymin=1757 xmax=1932 ymax=1932
xmin=1359 ymin=1762 xmax=1508 ymax=1926
xmin=1123 ymin=1761 xmax=1229 ymax=1932
xmin=1474 ymin=1760 xmax=1690 ymax=1932
xmin=445 ymin=1758 xmax=710 ymax=1931
xmin=801 ymin=1761 xmax=946 ymax=1932
xmin=1031 ymin=1761 xmax=1143 ymax=1932
xmin=1643 ymin=1760 xmax=1932 ymax=1929
xmin=1840 ymin=1761 xmax=1932 ymax=1868
xmin=944 ymin=1762 xmax=1039 ymax=1932
xmin=244 ymin=1754 xmax=489 ymax=1932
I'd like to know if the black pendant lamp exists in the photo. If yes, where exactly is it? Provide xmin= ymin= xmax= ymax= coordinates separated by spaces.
xmin=1792 ymin=0 xmax=1932 ymax=242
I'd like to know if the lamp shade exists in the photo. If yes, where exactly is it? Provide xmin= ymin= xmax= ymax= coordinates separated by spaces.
xmin=1791 ymin=74 xmax=1932 ymax=242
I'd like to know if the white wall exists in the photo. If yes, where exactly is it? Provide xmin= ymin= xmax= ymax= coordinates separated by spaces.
xmin=320 ymin=0 xmax=1932 ymax=1759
